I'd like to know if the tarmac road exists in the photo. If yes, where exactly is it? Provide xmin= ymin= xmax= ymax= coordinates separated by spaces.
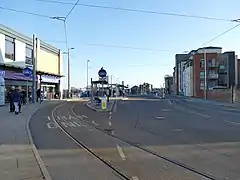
xmin=30 ymin=100 xmax=205 ymax=180
xmin=29 ymin=95 xmax=240 ymax=180
xmin=72 ymin=96 xmax=240 ymax=180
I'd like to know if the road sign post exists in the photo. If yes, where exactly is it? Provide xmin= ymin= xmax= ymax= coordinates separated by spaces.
xmin=22 ymin=67 xmax=33 ymax=77
xmin=23 ymin=67 xmax=33 ymax=104
xmin=98 ymin=67 xmax=107 ymax=97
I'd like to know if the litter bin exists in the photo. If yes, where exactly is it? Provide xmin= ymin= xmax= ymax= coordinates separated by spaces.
xmin=101 ymin=96 xmax=107 ymax=110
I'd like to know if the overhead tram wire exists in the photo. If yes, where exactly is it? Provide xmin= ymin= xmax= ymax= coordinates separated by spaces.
xmin=85 ymin=43 xmax=170 ymax=52
xmin=62 ymin=0 xmax=80 ymax=49
xmin=25 ymin=0 xmax=236 ymax=23
xmin=41 ymin=40 xmax=171 ymax=52
xmin=0 ymin=5 xmax=57 ymax=19
xmin=64 ymin=0 xmax=80 ymax=20
xmin=201 ymin=23 xmax=240 ymax=46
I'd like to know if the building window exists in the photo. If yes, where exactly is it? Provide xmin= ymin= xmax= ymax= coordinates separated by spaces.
xmin=25 ymin=44 xmax=33 ymax=65
xmin=208 ymin=81 xmax=217 ymax=90
xmin=200 ymin=81 xmax=205 ymax=90
xmin=200 ymin=71 xmax=205 ymax=79
xmin=219 ymin=64 xmax=225 ymax=69
xmin=189 ymin=61 xmax=193 ymax=66
xmin=200 ymin=59 xmax=205 ymax=68
xmin=5 ymin=36 xmax=15 ymax=60
xmin=209 ymin=70 xmax=217 ymax=75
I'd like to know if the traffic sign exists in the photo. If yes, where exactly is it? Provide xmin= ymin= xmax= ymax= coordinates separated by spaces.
xmin=98 ymin=67 xmax=107 ymax=78
xmin=22 ymin=67 xmax=32 ymax=77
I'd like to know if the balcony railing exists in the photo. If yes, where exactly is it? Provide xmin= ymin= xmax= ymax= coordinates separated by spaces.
xmin=208 ymin=63 xmax=218 ymax=68
xmin=219 ymin=69 xmax=227 ymax=74
xmin=208 ymin=74 xmax=219 ymax=79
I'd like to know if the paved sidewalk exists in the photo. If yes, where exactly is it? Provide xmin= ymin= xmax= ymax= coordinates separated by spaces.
xmin=0 ymin=102 xmax=55 ymax=180
xmin=170 ymin=94 xmax=240 ymax=108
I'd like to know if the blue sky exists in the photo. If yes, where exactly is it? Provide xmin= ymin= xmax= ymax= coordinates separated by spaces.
xmin=1 ymin=0 xmax=240 ymax=88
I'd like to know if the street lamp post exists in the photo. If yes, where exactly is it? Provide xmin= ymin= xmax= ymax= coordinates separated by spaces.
xmin=204 ymin=48 xmax=207 ymax=99
xmin=63 ymin=48 xmax=74 ymax=98
xmin=87 ymin=60 xmax=90 ymax=91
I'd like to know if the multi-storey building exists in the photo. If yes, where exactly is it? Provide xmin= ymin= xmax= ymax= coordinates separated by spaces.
xmin=0 ymin=24 xmax=62 ymax=100
xmin=218 ymin=51 xmax=237 ymax=88
xmin=139 ymin=83 xmax=153 ymax=94
xmin=179 ymin=47 xmax=222 ymax=97
xmin=180 ymin=47 xmax=240 ymax=99
xmin=164 ymin=75 xmax=173 ymax=94
xmin=174 ymin=53 xmax=189 ymax=95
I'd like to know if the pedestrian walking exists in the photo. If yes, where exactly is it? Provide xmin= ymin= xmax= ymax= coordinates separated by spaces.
xmin=36 ymin=89 xmax=40 ymax=102
xmin=11 ymin=87 xmax=21 ymax=115
xmin=8 ymin=86 xmax=15 ymax=112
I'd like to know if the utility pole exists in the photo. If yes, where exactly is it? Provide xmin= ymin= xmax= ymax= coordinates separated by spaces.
xmin=32 ymin=34 xmax=36 ymax=103
xmin=110 ymin=75 xmax=113 ymax=97
xmin=204 ymin=48 xmax=207 ymax=99
xmin=87 ymin=60 xmax=90 ymax=91
xmin=67 ymin=48 xmax=70 ymax=98
xmin=63 ymin=48 xmax=74 ymax=98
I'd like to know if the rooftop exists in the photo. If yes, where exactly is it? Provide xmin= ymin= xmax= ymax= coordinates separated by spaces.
xmin=0 ymin=24 xmax=59 ymax=54
xmin=197 ymin=46 xmax=222 ymax=51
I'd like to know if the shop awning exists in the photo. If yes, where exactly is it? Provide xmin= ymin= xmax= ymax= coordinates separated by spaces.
xmin=0 ymin=63 xmax=64 ymax=78
xmin=37 ymin=70 xmax=64 ymax=77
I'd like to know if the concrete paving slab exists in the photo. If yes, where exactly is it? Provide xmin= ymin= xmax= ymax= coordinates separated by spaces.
xmin=0 ymin=101 xmax=60 ymax=180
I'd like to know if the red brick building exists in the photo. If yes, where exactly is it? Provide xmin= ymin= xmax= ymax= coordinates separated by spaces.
xmin=180 ymin=47 xmax=222 ymax=98
xmin=192 ymin=48 xmax=222 ymax=98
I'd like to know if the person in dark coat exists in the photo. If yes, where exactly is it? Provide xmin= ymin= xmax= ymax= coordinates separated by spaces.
xmin=36 ymin=89 xmax=41 ymax=102
xmin=8 ymin=86 xmax=15 ymax=112
xmin=21 ymin=89 xmax=27 ymax=105
xmin=11 ymin=87 xmax=21 ymax=115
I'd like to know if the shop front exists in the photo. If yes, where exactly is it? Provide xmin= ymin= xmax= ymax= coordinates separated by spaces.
xmin=0 ymin=69 xmax=35 ymax=102
xmin=38 ymin=75 xmax=60 ymax=99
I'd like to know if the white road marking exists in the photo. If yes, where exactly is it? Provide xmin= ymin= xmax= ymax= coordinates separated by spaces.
xmin=116 ymin=144 xmax=126 ymax=160
xmin=68 ymin=115 xmax=77 ymax=120
xmin=225 ymin=120 xmax=240 ymax=126
xmin=57 ymin=116 xmax=61 ymax=120
xmin=108 ymin=121 xmax=112 ymax=126
xmin=92 ymin=121 xmax=99 ymax=126
xmin=62 ymin=116 xmax=68 ymax=120
xmin=61 ymin=121 xmax=77 ymax=128
xmin=194 ymin=112 xmax=210 ymax=118
xmin=82 ymin=115 xmax=88 ymax=119
xmin=132 ymin=176 xmax=140 ymax=180
xmin=173 ymin=129 xmax=183 ymax=132
xmin=162 ymin=109 xmax=170 ymax=112
xmin=72 ymin=121 xmax=82 ymax=127
xmin=76 ymin=115 xmax=85 ymax=120
xmin=155 ymin=116 xmax=165 ymax=120
xmin=47 ymin=116 xmax=51 ymax=121
xmin=46 ymin=122 xmax=58 ymax=128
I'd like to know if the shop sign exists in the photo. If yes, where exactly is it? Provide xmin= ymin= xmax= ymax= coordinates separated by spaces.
xmin=40 ymin=75 xmax=60 ymax=83
xmin=4 ymin=71 xmax=33 ymax=81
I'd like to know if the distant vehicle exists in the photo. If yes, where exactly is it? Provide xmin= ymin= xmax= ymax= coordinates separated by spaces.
xmin=80 ymin=92 xmax=88 ymax=98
